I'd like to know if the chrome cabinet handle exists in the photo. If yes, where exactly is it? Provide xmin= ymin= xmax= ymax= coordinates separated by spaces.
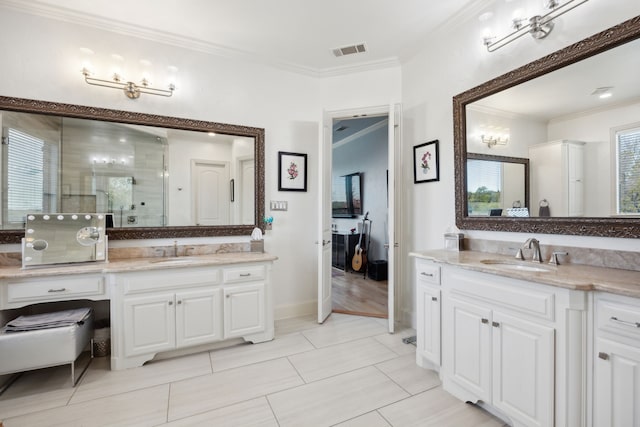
xmin=610 ymin=316 xmax=640 ymax=328
xmin=492 ymin=321 xmax=500 ymax=328
xmin=420 ymin=272 xmax=434 ymax=277
xmin=177 ymin=300 xmax=182 ymax=305
xmin=48 ymin=288 xmax=67 ymax=292
xmin=168 ymin=301 xmax=173 ymax=306
xmin=481 ymin=318 xmax=489 ymax=324
xmin=598 ymin=352 xmax=610 ymax=361
xmin=240 ymin=273 xmax=251 ymax=277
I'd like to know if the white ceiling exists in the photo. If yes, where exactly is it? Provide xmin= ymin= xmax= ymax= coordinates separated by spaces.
xmin=0 ymin=0 xmax=475 ymax=76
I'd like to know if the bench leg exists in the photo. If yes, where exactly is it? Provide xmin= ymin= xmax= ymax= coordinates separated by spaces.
xmin=0 ymin=372 xmax=23 ymax=396
xmin=71 ymin=339 xmax=95 ymax=387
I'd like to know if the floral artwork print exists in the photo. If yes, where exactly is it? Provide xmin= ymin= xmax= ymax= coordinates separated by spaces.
xmin=278 ymin=151 xmax=307 ymax=191
xmin=287 ymin=162 xmax=298 ymax=180
xmin=414 ymin=140 xmax=439 ymax=183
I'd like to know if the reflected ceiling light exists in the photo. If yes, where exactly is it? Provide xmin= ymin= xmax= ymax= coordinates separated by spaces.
xmin=592 ymin=86 xmax=613 ymax=99
xmin=481 ymin=134 xmax=509 ymax=148
xmin=81 ymin=67 xmax=175 ymax=99
xmin=482 ymin=0 xmax=589 ymax=52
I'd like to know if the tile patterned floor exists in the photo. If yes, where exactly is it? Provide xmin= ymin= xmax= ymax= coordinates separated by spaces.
xmin=0 ymin=313 xmax=508 ymax=426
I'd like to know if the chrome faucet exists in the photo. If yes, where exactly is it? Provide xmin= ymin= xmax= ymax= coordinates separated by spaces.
xmin=515 ymin=238 xmax=542 ymax=263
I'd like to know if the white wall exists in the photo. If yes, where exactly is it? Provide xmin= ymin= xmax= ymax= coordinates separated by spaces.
xmin=0 ymin=7 xmax=402 ymax=320
xmin=401 ymin=1 xmax=640 ymax=325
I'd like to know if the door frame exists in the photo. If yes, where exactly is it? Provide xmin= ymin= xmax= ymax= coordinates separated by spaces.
xmin=317 ymin=104 xmax=403 ymax=332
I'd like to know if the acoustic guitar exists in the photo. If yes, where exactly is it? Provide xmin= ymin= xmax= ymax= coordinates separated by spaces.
xmin=351 ymin=212 xmax=369 ymax=272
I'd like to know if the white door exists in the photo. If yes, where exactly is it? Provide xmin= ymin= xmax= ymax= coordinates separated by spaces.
xmin=317 ymin=113 xmax=332 ymax=323
xmin=318 ymin=105 xmax=400 ymax=328
xmin=192 ymin=160 xmax=230 ymax=225
xmin=387 ymin=103 xmax=399 ymax=333
xmin=239 ymin=158 xmax=255 ymax=224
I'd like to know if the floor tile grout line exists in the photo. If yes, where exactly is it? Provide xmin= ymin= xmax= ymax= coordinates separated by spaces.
xmin=264 ymin=395 xmax=282 ymax=427
xmin=165 ymin=382 xmax=172 ymax=424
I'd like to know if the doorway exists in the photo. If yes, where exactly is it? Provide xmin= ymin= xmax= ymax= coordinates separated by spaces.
xmin=317 ymin=103 xmax=402 ymax=333
xmin=331 ymin=116 xmax=389 ymax=318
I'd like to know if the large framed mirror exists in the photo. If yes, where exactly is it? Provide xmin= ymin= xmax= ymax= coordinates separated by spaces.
xmin=0 ymin=96 xmax=265 ymax=243
xmin=454 ymin=16 xmax=640 ymax=238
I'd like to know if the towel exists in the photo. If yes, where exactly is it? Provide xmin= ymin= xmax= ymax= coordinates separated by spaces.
xmin=3 ymin=308 xmax=92 ymax=332
xmin=539 ymin=206 xmax=551 ymax=217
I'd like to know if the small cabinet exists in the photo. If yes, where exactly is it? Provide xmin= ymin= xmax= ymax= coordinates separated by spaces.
xmin=224 ymin=283 xmax=265 ymax=338
xmin=593 ymin=293 xmax=640 ymax=427
xmin=442 ymin=268 xmax=556 ymax=427
xmin=123 ymin=288 xmax=223 ymax=357
xmin=415 ymin=259 xmax=441 ymax=368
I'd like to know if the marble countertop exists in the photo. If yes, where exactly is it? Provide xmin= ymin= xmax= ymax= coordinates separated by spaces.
xmin=0 ymin=252 xmax=278 ymax=279
xmin=410 ymin=250 xmax=640 ymax=298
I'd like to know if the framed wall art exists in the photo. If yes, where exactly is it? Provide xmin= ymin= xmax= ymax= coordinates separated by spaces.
xmin=278 ymin=151 xmax=307 ymax=191
xmin=413 ymin=140 xmax=439 ymax=184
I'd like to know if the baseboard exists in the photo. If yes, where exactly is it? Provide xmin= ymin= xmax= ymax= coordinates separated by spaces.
xmin=274 ymin=300 xmax=316 ymax=320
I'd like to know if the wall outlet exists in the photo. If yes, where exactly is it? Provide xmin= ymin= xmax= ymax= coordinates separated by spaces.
xmin=270 ymin=201 xmax=288 ymax=211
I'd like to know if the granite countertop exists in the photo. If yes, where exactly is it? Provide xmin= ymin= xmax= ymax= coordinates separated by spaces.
xmin=410 ymin=249 xmax=640 ymax=298
xmin=0 ymin=252 xmax=278 ymax=279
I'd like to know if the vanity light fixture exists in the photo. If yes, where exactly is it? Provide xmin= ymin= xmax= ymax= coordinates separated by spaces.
xmin=482 ymin=0 xmax=589 ymax=52
xmin=481 ymin=134 xmax=509 ymax=148
xmin=81 ymin=67 xmax=175 ymax=99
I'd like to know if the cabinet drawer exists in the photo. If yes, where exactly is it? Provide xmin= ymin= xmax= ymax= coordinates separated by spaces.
xmin=597 ymin=297 xmax=640 ymax=340
xmin=416 ymin=259 xmax=440 ymax=285
xmin=223 ymin=265 xmax=265 ymax=284
xmin=122 ymin=267 xmax=221 ymax=295
xmin=6 ymin=275 xmax=105 ymax=304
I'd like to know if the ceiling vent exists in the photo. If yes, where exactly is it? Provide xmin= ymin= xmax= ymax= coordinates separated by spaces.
xmin=332 ymin=43 xmax=367 ymax=57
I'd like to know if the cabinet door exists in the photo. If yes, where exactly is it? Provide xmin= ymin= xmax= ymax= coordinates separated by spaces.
xmin=223 ymin=283 xmax=265 ymax=338
xmin=594 ymin=337 xmax=640 ymax=427
xmin=492 ymin=311 xmax=554 ymax=427
xmin=124 ymin=293 xmax=175 ymax=357
xmin=448 ymin=297 xmax=492 ymax=402
xmin=176 ymin=288 xmax=223 ymax=348
xmin=417 ymin=283 xmax=440 ymax=365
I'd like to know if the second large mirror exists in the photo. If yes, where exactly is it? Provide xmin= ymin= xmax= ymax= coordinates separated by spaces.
xmin=454 ymin=16 xmax=640 ymax=237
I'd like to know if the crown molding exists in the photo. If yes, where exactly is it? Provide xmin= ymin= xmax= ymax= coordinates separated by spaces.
xmin=0 ymin=0 xmax=401 ymax=78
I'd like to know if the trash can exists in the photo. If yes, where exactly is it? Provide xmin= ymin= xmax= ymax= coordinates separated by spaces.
xmin=93 ymin=320 xmax=110 ymax=357
xmin=368 ymin=260 xmax=388 ymax=281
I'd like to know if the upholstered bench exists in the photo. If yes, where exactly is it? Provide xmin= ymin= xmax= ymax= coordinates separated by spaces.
xmin=0 ymin=309 xmax=94 ymax=392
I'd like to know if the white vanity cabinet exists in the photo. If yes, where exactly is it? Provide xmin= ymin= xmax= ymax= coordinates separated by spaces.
xmin=440 ymin=266 xmax=586 ymax=427
xmin=112 ymin=261 xmax=274 ymax=370
xmin=415 ymin=259 xmax=441 ymax=369
xmin=223 ymin=265 xmax=266 ymax=339
xmin=593 ymin=293 xmax=640 ymax=427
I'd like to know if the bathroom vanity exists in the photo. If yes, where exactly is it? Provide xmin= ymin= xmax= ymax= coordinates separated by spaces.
xmin=0 ymin=252 xmax=276 ymax=370
xmin=411 ymin=250 xmax=640 ymax=427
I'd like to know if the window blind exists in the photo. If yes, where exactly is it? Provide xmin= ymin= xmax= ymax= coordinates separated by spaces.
xmin=617 ymin=127 xmax=640 ymax=214
xmin=7 ymin=128 xmax=45 ymax=222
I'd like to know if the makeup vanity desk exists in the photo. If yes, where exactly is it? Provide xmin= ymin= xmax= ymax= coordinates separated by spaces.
xmin=0 ymin=252 xmax=277 ymax=370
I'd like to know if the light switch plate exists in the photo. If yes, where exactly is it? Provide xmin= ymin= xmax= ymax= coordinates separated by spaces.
xmin=270 ymin=201 xmax=288 ymax=211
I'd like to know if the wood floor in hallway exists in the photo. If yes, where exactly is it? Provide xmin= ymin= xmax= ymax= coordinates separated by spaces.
xmin=332 ymin=267 xmax=388 ymax=318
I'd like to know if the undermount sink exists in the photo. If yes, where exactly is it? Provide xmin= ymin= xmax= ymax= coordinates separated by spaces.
xmin=480 ymin=259 xmax=554 ymax=273
xmin=150 ymin=257 xmax=196 ymax=265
